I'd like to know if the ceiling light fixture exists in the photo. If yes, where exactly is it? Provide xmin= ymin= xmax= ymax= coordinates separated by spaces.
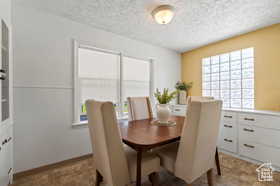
xmin=152 ymin=5 xmax=174 ymax=25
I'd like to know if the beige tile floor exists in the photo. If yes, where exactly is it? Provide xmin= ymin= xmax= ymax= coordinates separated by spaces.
xmin=12 ymin=153 xmax=280 ymax=186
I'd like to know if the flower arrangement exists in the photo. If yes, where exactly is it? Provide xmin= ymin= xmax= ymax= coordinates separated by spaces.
xmin=154 ymin=88 xmax=177 ymax=104
xmin=175 ymin=81 xmax=193 ymax=91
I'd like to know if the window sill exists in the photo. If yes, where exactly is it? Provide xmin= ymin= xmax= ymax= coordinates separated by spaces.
xmin=72 ymin=116 xmax=129 ymax=127
xmin=72 ymin=120 xmax=88 ymax=127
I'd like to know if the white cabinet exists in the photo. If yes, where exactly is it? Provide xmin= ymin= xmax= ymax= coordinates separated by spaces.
xmin=0 ymin=125 xmax=12 ymax=186
xmin=171 ymin=104 xmax=187 ymax=116
xmin=0 ymin=2 xmax=13 ymax=185
xmin=219 ymin=112 xmax=238 ymax=153
xmin=0 ymin=133 xmax=6 ymax=186
xmin=238 ymin=113 xmax=280 ymax=130
xmin=171 ymin=104 xmax=280 ymax=170
xmin=220 ymin=110 xmax=280 ymax=170
xmin=218 ymin=113 xmax=238 ymax=153
xmin=239 ymin=125 xmax=280 ymax=148
xmin=239 ymin=141 xmax=280 ymax=167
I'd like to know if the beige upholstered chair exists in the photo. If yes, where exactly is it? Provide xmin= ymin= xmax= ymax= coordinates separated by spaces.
xmin=156 ymin=100 xmax=222 ymax=186
xmin=187 ymin=96 xmax=222 ymax=176
xmin=127 ymin=97 xmax=153 ymax=121
xmin=86 ymin=100 xmax=160 ymax=186
xmin=187 ymin=96 xmax=214 ymax=104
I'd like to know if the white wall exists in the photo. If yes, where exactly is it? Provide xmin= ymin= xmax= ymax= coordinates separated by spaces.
xmin=13 ymin=4 xmax=181 ymax=173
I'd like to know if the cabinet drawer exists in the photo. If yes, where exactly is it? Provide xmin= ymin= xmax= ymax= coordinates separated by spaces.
xmin=221 ymin=112 xmax=237 ymax=124
xmin=220 ymin=122 xmax=237 ymax=139
xmin=238 ymin=113 xmax=280 ymax=130
xmin=239 ymin=125 xmax=280 ymax=148
xmin=172 ymin=105 xmax=187 ymax=116
xmin=218 ymin=133 xmax=237 ymax=153
xmin=239 ymin=141 xmax=280 ymax=167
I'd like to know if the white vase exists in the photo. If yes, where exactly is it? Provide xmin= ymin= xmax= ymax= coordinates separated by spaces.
xmin=156 ymin=104 xmax=171 ymax=123
xmin=178 ymin=90 xmax=187 ymax=105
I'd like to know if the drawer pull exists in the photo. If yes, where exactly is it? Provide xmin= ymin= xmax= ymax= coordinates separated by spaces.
xmin=243 ymin=128 xmax=254 ymax=132
xmin=8 ymin=168 xmax=12 ymax=174
xmin=244 ymin=144 xmax=255 ymax=148
xmin=244 ymin=117 xmax=255 ymax=121
xmin=174 ymin=109 xmax=181 ymax=111
xmin=2 ymin=139 xmax=8 ymax=145
xmin=224 ymin=115 xmax=233 ymax=118
xmin=224 ymin=139 xmax=233 ymax=143
xmin=224 ymin=124 xmax=233 ymax=128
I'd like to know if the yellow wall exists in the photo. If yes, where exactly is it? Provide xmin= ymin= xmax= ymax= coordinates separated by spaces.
xmin=181 ymin=24 xmax=280 ymax=111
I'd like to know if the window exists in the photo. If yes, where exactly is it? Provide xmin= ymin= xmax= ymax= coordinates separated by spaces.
xmin=202 ymin=48 xmax=254 ymax=109
xmin=122 ymin=56 xmax=151 ymax=115
xmin=74 ymin=42 xmax=153 ymax=124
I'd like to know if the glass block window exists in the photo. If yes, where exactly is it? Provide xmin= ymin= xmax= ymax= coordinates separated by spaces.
xmin=202 ymin=48 xmax=254 ymax=109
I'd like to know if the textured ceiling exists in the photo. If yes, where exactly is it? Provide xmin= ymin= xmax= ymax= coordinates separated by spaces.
xmin=16 ymin=0 xmax=280 ymax=52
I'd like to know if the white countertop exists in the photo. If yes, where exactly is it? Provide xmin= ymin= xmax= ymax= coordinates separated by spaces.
xmin=222 ymin=108 xmax=280 ymax=117
xmin=173 ymin=104 xmax=280 ymax=117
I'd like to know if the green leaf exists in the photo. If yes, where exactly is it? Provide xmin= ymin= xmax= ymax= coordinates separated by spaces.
xmin=154 ymin=88 xmax=178 ymax=104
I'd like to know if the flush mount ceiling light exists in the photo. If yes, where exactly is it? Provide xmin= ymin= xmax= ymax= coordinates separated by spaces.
xmin=152 ymin=5 xmax=174 ymax=25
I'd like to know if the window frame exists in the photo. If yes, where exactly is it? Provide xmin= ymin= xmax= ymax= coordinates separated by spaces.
xmin=202 ymin=48 xmax=255 ymax=109
xmin=73 ymin=40 xmax=154 ymax=125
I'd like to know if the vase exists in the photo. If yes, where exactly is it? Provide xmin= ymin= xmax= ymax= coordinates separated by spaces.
xmin=178 ymin=90 xmax=187 ymax=105
xmin=156 ymin=104 xmax=171 ymax=123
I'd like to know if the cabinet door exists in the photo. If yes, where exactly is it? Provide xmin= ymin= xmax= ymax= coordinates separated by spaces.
xmin=0 ymin=19 xmax=2 ymax=123
xmin=0 ymin=135 xmax=4 ymax=186
xmin=1 ymin=19 xmax=9 ymax=124
xmin=0 ymin=134 xmax=9 ymax=186
xmin=6 ymin=126 xmax=12 ymax=182
xmin=0 ymin=19 xmax=11 ymax=186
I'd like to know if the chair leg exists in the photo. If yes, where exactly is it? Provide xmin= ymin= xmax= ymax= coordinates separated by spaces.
xmin=215 ymin=148 xmax=222 ymax=176
xmin=95 ymin=170 xmax=103 ymax=186
xmin=148 ymin=172 xmax=159 ymax=186
xmin=207 ymin=169 xmax=213 ymax=186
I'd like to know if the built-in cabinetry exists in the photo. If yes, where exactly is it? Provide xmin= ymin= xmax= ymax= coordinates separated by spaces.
xmin=171 ymin=104 xmax=280 ymax=170
xmin=171 ymin=104 xmax=187 ymax=116
xmin=0 ymin=124 xmax=13 ymax=185
xmin=220 ymin=110 xmax=280 ymax=170
xmin=0 ymin=7 xmax=13 ymax=186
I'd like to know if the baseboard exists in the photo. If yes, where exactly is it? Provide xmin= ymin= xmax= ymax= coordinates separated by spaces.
xmin=13 ymin=153 xmax=93 ymax=180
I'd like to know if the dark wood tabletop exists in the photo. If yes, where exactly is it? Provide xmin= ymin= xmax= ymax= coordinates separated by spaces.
xmin=118 ymin=116 xmax=185 ymax=150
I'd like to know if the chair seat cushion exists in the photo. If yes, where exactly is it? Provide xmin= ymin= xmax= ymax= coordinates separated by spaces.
xmin=155 ymin=142 xmax=179 ymax=172
xmin=123 ymin=145 xmax=160 ymax=181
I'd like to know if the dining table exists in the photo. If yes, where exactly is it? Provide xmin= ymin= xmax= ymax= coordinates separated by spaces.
xmin=118 ymin=115 xmax=221 ymax=186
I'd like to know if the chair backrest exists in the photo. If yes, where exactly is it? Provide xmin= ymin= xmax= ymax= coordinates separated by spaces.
xmin=86 ymin=100 xmax=130 ymax=186
xmin=127 ymin=97 xmax=153 ymax=121
xmin=175 ymin=99 xmax=222 ymax=183
xmin=187 ymin=96 xmax=214 ymax=104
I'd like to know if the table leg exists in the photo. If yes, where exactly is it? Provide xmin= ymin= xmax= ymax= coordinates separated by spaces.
xmin=215 ymin=148 xmax=221 ymax=176
xmin=136 ymin=149 xmax=142 ymax=186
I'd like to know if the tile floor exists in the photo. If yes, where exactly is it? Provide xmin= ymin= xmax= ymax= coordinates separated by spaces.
xmin=11 ymin=153 xmax=280 ymax=186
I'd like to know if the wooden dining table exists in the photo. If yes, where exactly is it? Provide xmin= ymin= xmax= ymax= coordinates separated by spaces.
xmin=118 ymin=115 xmax=221 ymax=186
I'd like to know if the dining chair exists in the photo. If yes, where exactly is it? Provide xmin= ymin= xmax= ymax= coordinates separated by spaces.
xmin=187 ymin=96 xmax=222 ymax=175
xmin=187 ymin=96 xmax=214 ymax=104
xmin=156 ymin=99 xmax=222 ymax=186
xmin=127 ymin=97 xmax=153 ymax=121
xmin=86 ymin=100 xmax=160 ymax=186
